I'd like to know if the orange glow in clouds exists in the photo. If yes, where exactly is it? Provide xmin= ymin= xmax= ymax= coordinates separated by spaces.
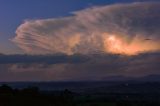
xmin=103 ymin=33 xmax=160 ymax=55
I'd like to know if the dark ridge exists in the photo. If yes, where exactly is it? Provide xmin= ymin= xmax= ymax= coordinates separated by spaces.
xmin=0 ymin=82 xmax=160 ymax=106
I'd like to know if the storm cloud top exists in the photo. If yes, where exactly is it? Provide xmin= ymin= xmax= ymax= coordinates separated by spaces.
xmin=12 ymin=2 xmax=160 ymax=55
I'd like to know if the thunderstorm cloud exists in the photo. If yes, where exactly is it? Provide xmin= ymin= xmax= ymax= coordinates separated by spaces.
xmin=3 ymin=2 xmax=159 ymax=81
xmin=13 ymin=2 xmax=160 ymax=55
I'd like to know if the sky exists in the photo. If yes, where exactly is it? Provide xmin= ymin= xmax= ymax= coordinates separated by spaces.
xmin=0 ymin=0 xmax=159 ymax=54
xmin=0 ymin=0 xmax=127 ymax=54
xmin=0 ymin=0 xmax=159 ymax=81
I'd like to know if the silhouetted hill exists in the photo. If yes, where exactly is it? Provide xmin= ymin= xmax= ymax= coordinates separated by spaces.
xmin=102 ymin=74 xmax=160 ymax=82
xmin=102 ymin=75 xmax=132 ymax=81
xmin=138 ymin=74 xmax=160 ymax=81
xmin=0 ymin=83 xmax=160 ymax=106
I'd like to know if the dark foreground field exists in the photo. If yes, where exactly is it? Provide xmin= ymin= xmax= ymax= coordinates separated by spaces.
xmin=0 ymin=81 xmax=160 ymax=106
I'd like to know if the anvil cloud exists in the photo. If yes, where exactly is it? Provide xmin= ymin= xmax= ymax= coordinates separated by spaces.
xmin=12 ymin=2 xmax=160 ymax=55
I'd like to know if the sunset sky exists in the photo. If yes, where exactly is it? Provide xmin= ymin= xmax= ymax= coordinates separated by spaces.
xmin=0 ymin=0 xmax=159 ymax=81
xmin=1 ymin=0 xmax=130 ymax=54
xmin=0 ymin=0 xmax=159 ymax=54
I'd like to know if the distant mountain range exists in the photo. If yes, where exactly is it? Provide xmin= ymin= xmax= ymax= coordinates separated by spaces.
xmin=103 ymin=75 xmax=160 ymax=82
xmin=138 ymin=75 xmax=160 ymax=81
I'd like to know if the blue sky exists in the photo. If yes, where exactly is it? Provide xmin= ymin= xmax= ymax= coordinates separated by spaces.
xmin=0 ymin=0 xmax=158 ymax=54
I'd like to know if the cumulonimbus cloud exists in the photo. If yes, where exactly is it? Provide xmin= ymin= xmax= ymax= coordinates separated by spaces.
xmin=12 ymin=2 xmax=160 ymax=55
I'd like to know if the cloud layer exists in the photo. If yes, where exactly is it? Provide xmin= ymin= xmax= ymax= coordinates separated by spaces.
xmin=13 ymin=2 xmax=160 ymax=55
xmin=5 ymin=2 xmax=160 ymax=81
xmin=0 ymin=53 xmax=159 ymax=81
